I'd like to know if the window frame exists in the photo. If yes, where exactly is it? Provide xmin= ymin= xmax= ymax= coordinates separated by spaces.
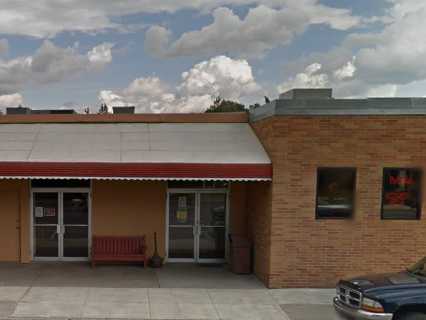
xmin=315 ymin=167 xmax=357 ymax=220
xmin=381 ymin=167 xmax=422 ymax=220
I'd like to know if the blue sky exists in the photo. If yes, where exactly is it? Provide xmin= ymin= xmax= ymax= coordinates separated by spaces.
xmin=0 ymin=0 xmax=423 ymax=112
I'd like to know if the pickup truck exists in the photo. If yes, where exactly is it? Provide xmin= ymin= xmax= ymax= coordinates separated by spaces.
xmin=334 ymin=257 xmax=426 ymax=320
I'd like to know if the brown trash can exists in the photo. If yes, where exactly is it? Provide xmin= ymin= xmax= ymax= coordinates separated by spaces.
xmin=229 ymin=234 xmax=252 ymax=274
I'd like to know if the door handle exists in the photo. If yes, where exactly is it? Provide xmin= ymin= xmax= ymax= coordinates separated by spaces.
xmin=193 ymin=224 xmax=201 ymax=236
xmin=56 ymin=225 xmax=60 ymax=234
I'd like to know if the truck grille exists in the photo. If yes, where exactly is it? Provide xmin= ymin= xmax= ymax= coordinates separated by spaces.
xmin=337 ymin=285 xmax=362 ymax=309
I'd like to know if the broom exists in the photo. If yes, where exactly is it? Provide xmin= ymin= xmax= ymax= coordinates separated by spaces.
xmin=149 ymin=232 xmax=163 ymax=268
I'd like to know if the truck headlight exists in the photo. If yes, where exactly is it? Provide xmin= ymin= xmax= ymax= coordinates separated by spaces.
xmin=361 ymin=297 xmax=384 ymax=313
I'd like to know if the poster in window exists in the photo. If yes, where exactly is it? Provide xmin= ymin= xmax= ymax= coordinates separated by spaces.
xmin=176 ymin=196 xmax=188 ymax=223
xmin=382 ymin=168 xmax=421 ymax=219
xmin=176 ymin=210 xmax=188 ymax=223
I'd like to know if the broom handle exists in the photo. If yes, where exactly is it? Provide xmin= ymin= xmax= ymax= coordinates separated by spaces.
xmin=154 ymin=232 xmax=158 ymax=253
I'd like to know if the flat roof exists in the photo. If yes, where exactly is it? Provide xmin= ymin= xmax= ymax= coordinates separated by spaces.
xmin=0 ymin=112 xmax=248 ymax=124
xmin=250 ymin=96 xmax=426 ymax=121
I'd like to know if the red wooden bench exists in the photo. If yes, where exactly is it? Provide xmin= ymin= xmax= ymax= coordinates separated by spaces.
xmin=91 ymin=236 xmax=148 ymax=267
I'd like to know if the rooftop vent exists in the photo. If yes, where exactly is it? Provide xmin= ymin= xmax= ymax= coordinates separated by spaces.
xmin=6 ymin=106 xmax=31 ymax=115
xmin=7 ymin=107 xmax=77 ymax=115
xmin=279 ymin=88 xmax=333 ymax=100
xmin=31 ymin=109 xmax=76 ymax=114
xmin=113 ymin=106 xmax=135 ymax=114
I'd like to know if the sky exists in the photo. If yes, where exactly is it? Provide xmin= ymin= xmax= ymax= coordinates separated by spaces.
xmin=0 ymin=0 xmax=424 ymax=113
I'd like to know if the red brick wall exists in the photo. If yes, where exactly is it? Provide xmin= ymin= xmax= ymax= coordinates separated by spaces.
xmin=251 ymin=116 xmax=426 ymax=288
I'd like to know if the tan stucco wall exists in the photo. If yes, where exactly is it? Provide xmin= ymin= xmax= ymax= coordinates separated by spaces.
xmin=0 ymin=180 xmax=30 ymax=262
xmin=0 ymin=179 xmax=250 ymax=263
xmin=92 ymin=180 xmax=249 ymax=259
xmin=229 ymin=182 xmax=249 ymax=237
xmin=91 ymin=180 xmax=167 ymax=257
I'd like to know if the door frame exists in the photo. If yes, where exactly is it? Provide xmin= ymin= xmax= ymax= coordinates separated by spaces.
xmin=165 ymin=188 xmax=229 ymax=263
xmin=30 ymin=187 xmax=92 ymax=262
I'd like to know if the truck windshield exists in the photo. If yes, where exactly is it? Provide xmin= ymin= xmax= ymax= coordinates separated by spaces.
xmin=407 ymin=257 xmax=426 ymax=276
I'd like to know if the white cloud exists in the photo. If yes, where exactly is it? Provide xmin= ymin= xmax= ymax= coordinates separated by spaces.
xmin=276 ymin=1 xmax=426 ymax=98
xmin=98 ymin=90 xmax=130 ymax=109
xmin=99 ymin=55 xmax=260 ymax=113
xmin=0 ymin=2 xmax=114 ymax=38
xmin=144 ymin=26 xmax=171 ymax=57
xmin=349 ymin=1 xmax=426 ymax=95
xmin=387 ymin=0 xmax=425 ymax=19
xmin=145 ymin=3 xmax=360 ymax=58
xmin=179 ymin=56 xmax=260 ymax=99
xmin=353 ymin=3 xmax=426 ymax=84
xmin=99 ymin=76 xmax=212 ymax=113
xmin=107 ymin=77 xmax=177 ymax=113
xmin=0 ymin=0 xmax=359 ymax=40
xmin=333 ymin=58 xmax=356 ymax=80
xmin=277 ymin=63 xmax=329 ymax=93
xmin=0 ymin=40 xmax=113 ymax=95
xmin=366 ymin=84 xmax=398 ymax=98
xmin=87 ymin=43 xmax=114 ymax=68
xmin=0 ymin=93 xmax=23 ymax=108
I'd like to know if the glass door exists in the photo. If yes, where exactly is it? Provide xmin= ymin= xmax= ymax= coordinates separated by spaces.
xmin=198 ymin=193 xmax=227 ymax=261
xmin=32 ymin=190 xmax=90 ymax=261
xmin=62 ymin=193 xmax=89 ymax=258
xmin=33 ymin=192 xmax=59 ymax=258
xmin=168 ymin=193 xmax=196 ymax=261
xmin=167 ymin=191 xmax=227 ymax=263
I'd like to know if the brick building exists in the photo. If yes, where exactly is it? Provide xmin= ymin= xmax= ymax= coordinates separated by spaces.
xmin=0 ymin=88 xmax=425 ymax=288
xmin=250 ymin=89 xmax=426 ymax=288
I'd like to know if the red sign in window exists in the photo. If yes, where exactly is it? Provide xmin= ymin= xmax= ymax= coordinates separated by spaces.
xmin=385 ymin=191 xmax=409 ymax=205
xmin=382 ymin=168 xmax=421 ymax=219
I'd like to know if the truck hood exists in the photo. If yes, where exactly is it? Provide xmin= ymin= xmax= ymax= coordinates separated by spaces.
xmin=343 ymin=272 xmax=422 ymax=291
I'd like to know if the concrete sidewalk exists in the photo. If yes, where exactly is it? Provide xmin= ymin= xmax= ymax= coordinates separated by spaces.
xmin=0 ymin=263 xmax=337 ymax=319
xmin=0 ymin=286 xmax=336 ymax=319
xmin=275 ymin=289 xmax=339 ymax=320
xmin=0 ymin=263 xmax=264 ymax=289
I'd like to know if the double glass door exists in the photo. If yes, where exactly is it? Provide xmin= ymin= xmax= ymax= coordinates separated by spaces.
xmin=32 ymin=190 xmax=90 ymax=260
xmin=168 ymin=191 xmax=227 ymax=262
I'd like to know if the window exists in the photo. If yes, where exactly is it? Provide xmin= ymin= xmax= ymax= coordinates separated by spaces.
xmin=316 ymin=168 xmax=356 ymax=219
xmin=382 ymin=168 xmax=422 ymax=220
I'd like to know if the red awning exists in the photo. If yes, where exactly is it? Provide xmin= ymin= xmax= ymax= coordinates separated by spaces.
xmin=0 ymin=162 xmax=272 ymax=181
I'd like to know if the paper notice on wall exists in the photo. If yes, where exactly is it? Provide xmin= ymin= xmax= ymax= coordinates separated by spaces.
xmin=35 ymin=207 xmax=44 ymax=218
xmin=178 ymin=196 xmax=187 ymax=209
